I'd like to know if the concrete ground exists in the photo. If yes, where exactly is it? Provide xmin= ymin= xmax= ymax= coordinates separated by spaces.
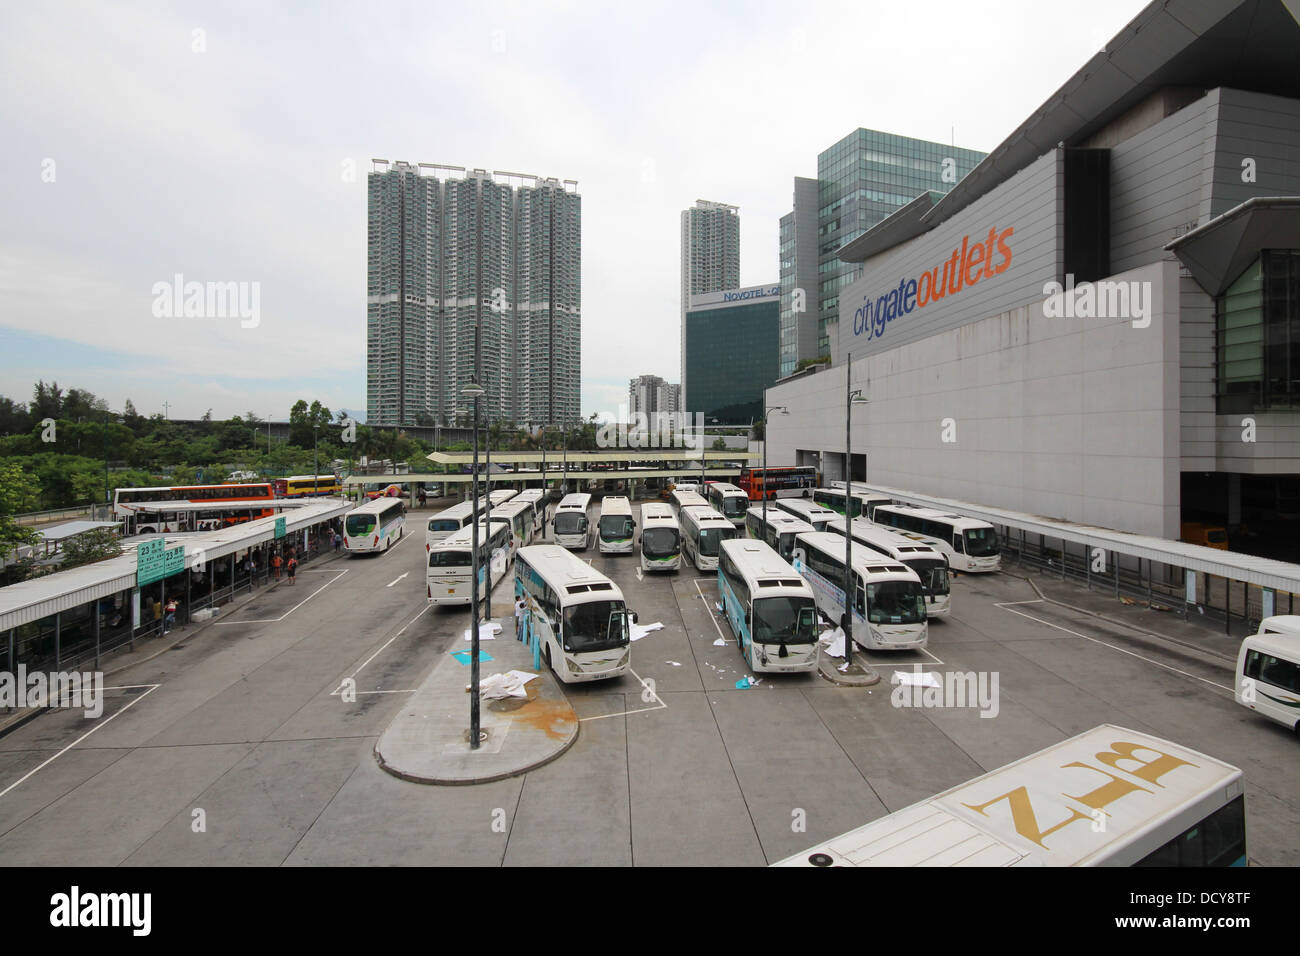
xmin=0 ymin=501 xmax=1296 ymax=866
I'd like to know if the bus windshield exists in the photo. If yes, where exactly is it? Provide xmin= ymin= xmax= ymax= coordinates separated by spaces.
xmin=719 ymin=496 xmax=748 ymax=518
xmin=866 ymin=581 xmax=926 ymax=624
xmin=346 ymin=514 xmax=376 ymax=536
xmin=599 ymin=516 xmax=635 ymax=541
xmin=774 ymin=532 xmax=797 ymax=560
xmin=563 ymin=600 xmax=629 ymax=653
xmin=753 ymin=597 xmax=818 ymax=645
xmin=909 ymin=559 xmax=950 ymax=594
xmin=553 ymin=513 xmax=588 ymax=535
xmin=697 ymin=526 xmax=734 ymax=556
xmin=428 ymin=551 xmax=471 ymax=568
xmin=641 ymin=528 xmax=679 ymax=557
xmin=963 ymin=528 xmax=999 ymax=557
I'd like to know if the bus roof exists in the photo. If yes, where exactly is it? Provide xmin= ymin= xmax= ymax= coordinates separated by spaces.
xmin=348 ymin=495 xmax=404 ymax=517
xmin=720 ymin=538 xmax=810 ymax=592
xmin=488 ymin=499 xmax=535 ymax=518
xmin=796 ymin=532 xmax=919 ymax=579
xmin=776 ymin=725 xmax=1243 ymax=867
xmin=640 ymin=503 xmax=676 ymax=522
xmin=708 ymin=482 xmax=745 ymax=495
xmin=774 ymin=499 xmax=837 ymax=519
xmin=829 ymin=517 xmax=945 ymax=558
xmin=437 ymin=521 xmax=508 ymax=548
xmin=431 ymin=498 xmax=487 ymax=520
xmin=557 ymin=493 xmax=592 ymax=511
xmin=599 ymin=496 xmax=632 ymax=514
xmin=681 ymin=506 xmax=732 ymax=527
xmin=516 ymin=546 xmax=626 ymax=603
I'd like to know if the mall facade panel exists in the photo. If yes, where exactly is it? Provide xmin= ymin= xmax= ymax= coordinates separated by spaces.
xmin=766 ymin=0 xmax=1300 ymax=550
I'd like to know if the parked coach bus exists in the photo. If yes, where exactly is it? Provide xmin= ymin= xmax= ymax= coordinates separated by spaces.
xmin=792 ymin=531 xmax=928 ymax=651
xmin=828 ymin=517 xmax=951 ymax=618
xmin=1235 ymin=616 xmax=1300 ymax=734
xmin=343 ymin=496 xmax=406 ymax=554
xmin=639 ymin=503 xmax=681 ymax=572
xmin=814 ymin=486 xmax=892 ymax=521
xmin=745 ymin=506 xmax=815 ymax=562
xmin=427 ymin=521 xmax=512 ymax=606
xmin=597 ymin=496 xmax=636 ymax=555
xmin=718 ymin=538 xmax=819 ymax=674
xmin=679 ymin=505 xmax=738 ymax=572
xmin=776 ymin=725 xmax=1246 ymax=867
xmin=705 ymin=482 xmax=750 ymax=528
xmin=488 ymin=498 xmax=537 ymax=561
xmin=553 ymin=493 xmax=593 ymax=550
xmin=515 ymin=545 xmax=635 ymax=683
xmin=872 ymin=504 xmax=1001 ymax=573
xmin=773 ymin=498 xmax=839 ymax=532
xmin=425 ymin=498 xmax=488 ymax=551
xmin=114 ymin=483 xmax=276 ymax=535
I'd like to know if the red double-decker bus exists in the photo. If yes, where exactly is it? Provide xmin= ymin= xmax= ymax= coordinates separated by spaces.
xmin=113 ymin=483 xmax=276 ymax=534
xmin=737 ymin=466 xmax=817 ymax=502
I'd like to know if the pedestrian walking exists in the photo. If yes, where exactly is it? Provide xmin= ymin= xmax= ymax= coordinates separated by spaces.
xmin=164 ymin=598 xmax=178 ymax=634
xmin=272 ymin=552 xmax=283 ymax=580
xmin=287 ymin=555 xmax=298 ymax=585
xmin=333 ymin=530 xmax=341 ymax=552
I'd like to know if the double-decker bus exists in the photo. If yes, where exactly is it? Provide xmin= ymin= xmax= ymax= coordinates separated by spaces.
xmin=777 ymin=725 xmax=1247 ymax=867
xmin=718 ymin=539 xmax=820 ymax=674
xmin=639 ymin=503 xmax=681 ymax=572
xmin=813 ymin=486 xmax=892 ymax=520
xmin=597 ymin=496 xmax=636 ymax=555
xmin=792 ymin=531 xmax=928 ymax=650
xmin=773 ymin=498 xmax=839 ymax=532
xmin=679 ymin=505 xmax=738 ymax=572
xmin=738 ymin=466 xmax=817 ymax=501
xmin=872 ymin=504 xmax=1001 ymax=573
xmin=705 ymin=482 xmax=750 ymax=528
xmin=745 ymin=507 xmax=815 ymax=562
xmin=515 ymin=545 xmax=634 ymax=683
xmin=553 ymin=493 xmax=593 ymax=550
xmin=343 ymin=496 xmax=406 ymax=554
xmin=280 ymin=474 xmax=340 ymax=498
xmin=828 ymin=517 xmax=951 ymax=618
xmin=427 ymin=521 xmax=512 ymax=606
xmin=113 ymin=483 xmax=276 ymax=535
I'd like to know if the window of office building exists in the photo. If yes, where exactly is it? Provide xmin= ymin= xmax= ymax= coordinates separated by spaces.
xmin=1218 ymin=250 xmax=1300 ymax=411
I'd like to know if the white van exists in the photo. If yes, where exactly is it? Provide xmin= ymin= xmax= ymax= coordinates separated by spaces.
xmin=1235 ymin=616 xmax=1300 ymax=734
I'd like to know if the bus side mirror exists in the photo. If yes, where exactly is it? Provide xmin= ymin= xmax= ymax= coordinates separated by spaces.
xmin=630 ymin=611 xmax=639 ymax=624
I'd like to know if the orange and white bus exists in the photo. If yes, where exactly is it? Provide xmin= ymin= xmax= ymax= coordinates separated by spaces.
xmin=113 ymin=483 xmax=276 ymax=535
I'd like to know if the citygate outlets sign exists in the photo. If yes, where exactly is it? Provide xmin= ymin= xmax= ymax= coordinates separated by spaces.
xmin=851 ymin=225 xmax=1015 ymax=342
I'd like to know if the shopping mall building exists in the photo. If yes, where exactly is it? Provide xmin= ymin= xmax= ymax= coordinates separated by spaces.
xmin=766 ymin=0 xmax=1300 ymax=550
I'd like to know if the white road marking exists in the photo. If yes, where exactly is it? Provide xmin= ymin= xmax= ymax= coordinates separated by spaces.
xmin=994 ymin=602 xmax=1234 ymax=695
xmin=216 ymin=569 xmax=349 ymax=625
xmin=694 ymin=579 xmax=731 ymax=644
xmin=330 ymin=603 xmax=432 ymax=696
xmin=578 ymin=667 xmax=668 ymax=722
xmin=0 ymin=684 xmax=161 ymax=800
xmin=386 ymin=572 xmax=409 ymax=588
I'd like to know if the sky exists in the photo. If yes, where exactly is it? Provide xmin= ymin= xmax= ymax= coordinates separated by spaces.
xmin=0 ymin=0 xmax=1150 ymax=423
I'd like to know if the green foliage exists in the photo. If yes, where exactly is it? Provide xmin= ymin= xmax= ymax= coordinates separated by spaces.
xmin=0 ymin=459 xmax=41 ymax=561
xmin=711 ymin=437 xmax=728 ymax=451
xmin=59 ymin=527 xmax=123 ymax=569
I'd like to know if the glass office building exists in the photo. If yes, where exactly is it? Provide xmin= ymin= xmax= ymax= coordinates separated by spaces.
xmin=684 ymin=284 xmax=780 ymax=423
xmin=778 ymin=130 xmax=986 ymax=377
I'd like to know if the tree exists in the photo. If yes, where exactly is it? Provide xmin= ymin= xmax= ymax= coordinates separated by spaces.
xmin=0 ymin=395 xmax=31 ymax=436
xmin=288 ymin=399 xmax=333 ymax=447
xmin=0 ymin=459 xmax=41 ymax=561
xmin=59 ymin=528 xmax=123 ymax=569
xmin=711 ymin=437 xmax=728 ymax=451
xmin=31 ymin=380 xmax=64 ymax=421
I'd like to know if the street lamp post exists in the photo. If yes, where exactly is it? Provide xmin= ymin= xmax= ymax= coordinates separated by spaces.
xmin=761 ymin=405 xmax=788 ymax=542
xmin=843 ymin=353 xmax=868 ymax=672
xmin=461 ymin=382 xmax=485 ymax=751
xmin=313 ymin=425 xmax=320 ymax=494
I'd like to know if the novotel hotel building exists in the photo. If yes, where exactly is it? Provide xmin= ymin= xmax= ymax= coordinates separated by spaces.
xmin=684 ymin=283 xmax=781 ymax=424
xmin=766 ymin=0 xmax=1300 ymax=546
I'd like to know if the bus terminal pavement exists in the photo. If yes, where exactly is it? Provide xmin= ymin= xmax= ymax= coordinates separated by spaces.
xmin=374 ymin=618 xmax=579 ymax=785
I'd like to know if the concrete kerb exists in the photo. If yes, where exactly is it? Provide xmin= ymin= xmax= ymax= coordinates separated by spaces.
xmin=816 ymin=645 xmax=881 ymax=686
xmin=374 ymin=619 xmax=579 ymax=786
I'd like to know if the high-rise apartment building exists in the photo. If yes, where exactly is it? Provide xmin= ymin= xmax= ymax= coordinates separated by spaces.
xmin=680 ymin=200 xmax=739 ymax=404
xmin=367 ymin=161 xmax=581 ymax=427
xmin=778 ymin=131 xmax=986 ymax=377
xmin=628 ymin=375 xmax=681 ymax=417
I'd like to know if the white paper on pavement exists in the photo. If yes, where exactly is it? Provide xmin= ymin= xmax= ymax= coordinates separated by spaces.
xmin=462 ymin=622 xmax=503 ymax=642
xmin=479 ymin=670 xmax=539 ymax=700
xmin=821 ymin=627 xmax=846 ymax=659
xmin=892 ymin=670 xmax=941 ymax=688
xmin=630 ymin=621 xmax=664 ymax=642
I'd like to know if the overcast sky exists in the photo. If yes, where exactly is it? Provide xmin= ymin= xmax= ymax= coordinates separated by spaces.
xmin=0 ymin=0 xmax=1149 ymax=423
